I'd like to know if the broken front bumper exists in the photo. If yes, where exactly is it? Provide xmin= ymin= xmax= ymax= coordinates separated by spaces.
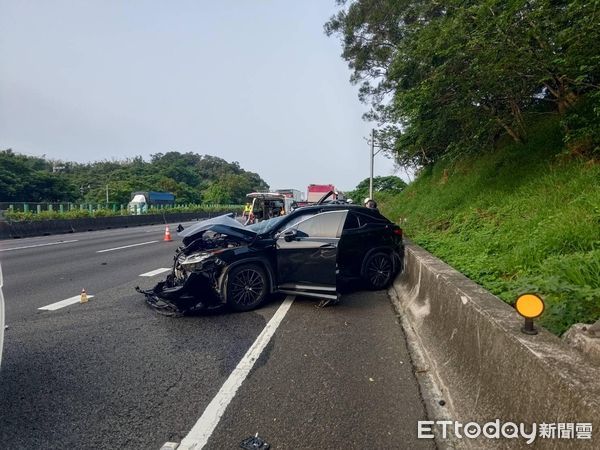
xmin=136 ymin=271 xmax=223 ymax=316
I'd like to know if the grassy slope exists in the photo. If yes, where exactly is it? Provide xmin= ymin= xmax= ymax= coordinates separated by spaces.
xmin=379 ymin=117 xmax=600 ymax=335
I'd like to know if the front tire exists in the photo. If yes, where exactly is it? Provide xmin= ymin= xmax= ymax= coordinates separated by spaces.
xmin=226 ymin=264 xmax=268 ymax=311
xmin=363 ymin=252 xmax=394 ymax=290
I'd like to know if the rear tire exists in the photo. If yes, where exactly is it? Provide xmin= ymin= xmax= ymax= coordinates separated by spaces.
xmin=226 ymin=264 xmax=268 ymax=311
xmin=363 ymin=252 xmax=394 ymax=290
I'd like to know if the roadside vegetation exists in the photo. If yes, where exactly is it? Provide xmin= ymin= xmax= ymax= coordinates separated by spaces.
xmin=378 ymin=117 xmax=599 ymax=335
xmin=329 ymin=1 xmax=600 ymax=335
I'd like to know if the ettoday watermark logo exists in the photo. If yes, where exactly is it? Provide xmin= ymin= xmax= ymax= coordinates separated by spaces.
xmin=418 ymin=420 xmax=593 ymax=444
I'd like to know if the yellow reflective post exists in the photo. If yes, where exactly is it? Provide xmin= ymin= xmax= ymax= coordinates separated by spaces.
xmin=515 ymin=294 xmax=545 ymax=335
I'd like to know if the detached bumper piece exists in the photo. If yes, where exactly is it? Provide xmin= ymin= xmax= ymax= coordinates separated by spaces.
xmin=138 ymin=292 xmax=182 ymax=317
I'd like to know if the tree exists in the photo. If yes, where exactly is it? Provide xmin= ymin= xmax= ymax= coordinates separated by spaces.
xmin=348 ymin=175 xmax=407 ymax=202
xmin=326 ymin=0 xmax=600 ymax=164
xmin=202 ymin=183 xmax=231 ymax=204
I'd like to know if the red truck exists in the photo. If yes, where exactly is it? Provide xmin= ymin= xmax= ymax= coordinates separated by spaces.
xmin=306 ymin=184 xmax=336 ymax=203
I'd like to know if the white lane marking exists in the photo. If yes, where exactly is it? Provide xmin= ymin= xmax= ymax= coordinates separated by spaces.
xmin=0 ymin=239 xmax=79 ymax=252
xmin=176 ymin=296 xmax=295 ymax=450
xmin=38 ymin=295 xmax=95 ymax=311
xmin=96 ymin=240 xmax=159 ymax=253
xmin=139 ymin=268 xmax=171 ymax=277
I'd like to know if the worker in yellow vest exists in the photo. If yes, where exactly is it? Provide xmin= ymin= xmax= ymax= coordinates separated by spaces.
xmin=243 ymin=203 xmax=253 ymax=224
xmin=243 ymin=203 xmax=252 ymax=218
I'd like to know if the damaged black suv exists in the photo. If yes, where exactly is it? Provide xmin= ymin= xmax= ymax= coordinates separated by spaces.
xmin=137 ymin=205 xmax=404 ymax=314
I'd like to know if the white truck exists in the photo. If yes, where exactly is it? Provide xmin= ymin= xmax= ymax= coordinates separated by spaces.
xmin=243 ymin=192 xmax=297 ymax=224
xmin=128 ymin=191 xmax=175 ymax=215
xmin=275 ymin=189 xmax=303 ymax=202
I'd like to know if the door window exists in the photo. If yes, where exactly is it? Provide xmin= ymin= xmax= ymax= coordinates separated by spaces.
xmin=292 ymin=210 xmax=348 ymax=238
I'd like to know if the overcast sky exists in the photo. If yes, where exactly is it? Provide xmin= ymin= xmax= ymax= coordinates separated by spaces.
xmin=0 ymin=1 xmax=400 ymax=192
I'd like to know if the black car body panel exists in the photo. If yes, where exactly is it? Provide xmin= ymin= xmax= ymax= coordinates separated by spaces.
xmin=137 ymin=206 xmax=403 ymax=314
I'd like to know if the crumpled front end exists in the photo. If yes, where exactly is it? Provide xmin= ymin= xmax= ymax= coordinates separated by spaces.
xmin=137 ymin=253 xmax=227 ymax=315
xmin=137 ymin=221 xmax=250 ymax=315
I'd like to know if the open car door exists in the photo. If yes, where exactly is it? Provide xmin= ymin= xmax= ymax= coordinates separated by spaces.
xmin=275 ymin=210 xmax=348 ymax=301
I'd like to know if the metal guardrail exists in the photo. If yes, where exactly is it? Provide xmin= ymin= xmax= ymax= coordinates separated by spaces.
xmin=0 ymin=202 xmax=243 ymax=213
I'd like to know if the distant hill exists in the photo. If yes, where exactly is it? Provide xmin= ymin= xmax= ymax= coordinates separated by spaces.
xmin=0 ymin=150 xmax=269 ymax=205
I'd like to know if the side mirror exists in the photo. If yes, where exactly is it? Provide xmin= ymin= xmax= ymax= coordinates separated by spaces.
xmin=283 ymin=229 xmax=297 ymax=242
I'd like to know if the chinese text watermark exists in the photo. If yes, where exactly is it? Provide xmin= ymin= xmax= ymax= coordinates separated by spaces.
xmin=418 ymin=420 xmax=592 ymax=444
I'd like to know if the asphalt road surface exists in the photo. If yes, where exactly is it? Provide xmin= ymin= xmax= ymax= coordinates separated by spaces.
xmin=0 ymin=223 xmax=433 ymax=449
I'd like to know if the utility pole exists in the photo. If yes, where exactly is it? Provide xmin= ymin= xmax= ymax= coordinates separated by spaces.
xmin=370 ymin=128 xmax=375 ymax=199
xmin=368 ymin=129 xmax=386 ymax=201
xmin=106 ymin=184 xmax=109 ymax=204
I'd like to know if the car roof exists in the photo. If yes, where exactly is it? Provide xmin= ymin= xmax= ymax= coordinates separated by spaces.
xmin=293 ymin=203 xmax=390 ymax=220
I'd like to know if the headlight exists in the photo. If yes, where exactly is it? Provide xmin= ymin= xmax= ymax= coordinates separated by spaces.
xmin=179 ymin=253 xmax=214 ymax=272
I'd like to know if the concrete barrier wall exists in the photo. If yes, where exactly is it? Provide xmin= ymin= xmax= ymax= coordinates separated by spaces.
xmin=392 ymin=242 xmax=600 ymax=449
xmin=0 ymin=212 xmax=224 ymax=239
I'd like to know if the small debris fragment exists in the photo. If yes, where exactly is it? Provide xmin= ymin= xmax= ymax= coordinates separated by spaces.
xmin=4 ymin=325 xmax=8 ymax=330
xmin=369 ymin=377 xmax=375 ymax=382
xmin=317 ymin=298 xmax=338 ymax=308
xmin=240 ymin=433 xmax=270 ymax=449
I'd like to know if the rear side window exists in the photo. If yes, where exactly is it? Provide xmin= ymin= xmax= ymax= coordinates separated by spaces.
xmin=356 ymin=211 xmax=388 ymax=225
xmin=343 ymin=212 xmax=360 ymax=230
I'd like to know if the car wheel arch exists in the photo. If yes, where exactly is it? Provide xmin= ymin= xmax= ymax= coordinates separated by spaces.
xmin=218 ymin=257 xmax=276 ymax=296
xmin=359 ymin=246 xmax=397 ymax=279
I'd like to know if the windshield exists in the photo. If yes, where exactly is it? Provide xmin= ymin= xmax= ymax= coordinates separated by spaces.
xmin=246 ymin=215 xmax=287 ymax=234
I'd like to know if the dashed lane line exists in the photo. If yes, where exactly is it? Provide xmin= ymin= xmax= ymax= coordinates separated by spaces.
xmin=139 ymin=268 xmax=171 ymax=277
xmin=0 ymin=240 xmax=79 ymax=252
xmin=96 ymin=240 xmax=159 ymax=253
xmin=38 ymin=294 xmax=95 ymax=311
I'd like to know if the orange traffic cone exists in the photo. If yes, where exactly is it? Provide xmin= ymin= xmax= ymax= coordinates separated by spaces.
xmin=80 ymin=288 xmax=88 ymax=303
xmin=163 ymin=225 xmax=172 ymax=242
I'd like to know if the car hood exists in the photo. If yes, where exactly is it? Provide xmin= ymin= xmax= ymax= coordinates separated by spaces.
xmin=178 ymin=214 xmax=257 ymax=243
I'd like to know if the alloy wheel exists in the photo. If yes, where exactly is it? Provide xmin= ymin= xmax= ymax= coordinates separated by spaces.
xmin=366 ymin=254 xmax=393 ymax=289
xmin=229 ymin=268 xmax=266 ymax=307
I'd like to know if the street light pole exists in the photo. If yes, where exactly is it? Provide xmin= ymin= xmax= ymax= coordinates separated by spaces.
xmin=105 ymin=172 xmax=116 ymax=205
